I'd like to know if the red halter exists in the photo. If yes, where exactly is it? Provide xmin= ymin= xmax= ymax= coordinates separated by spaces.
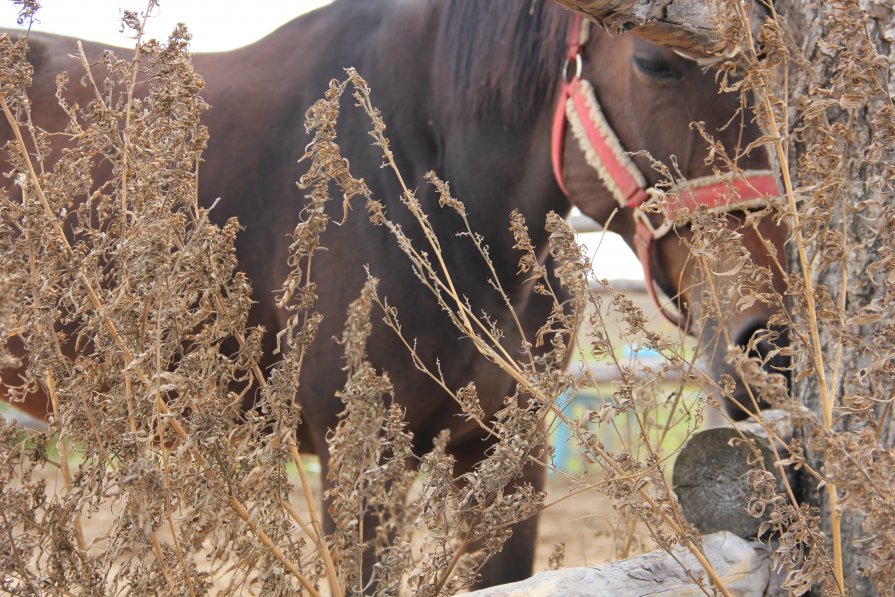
xmin=551 ymin=16 xmax=781 ymax=329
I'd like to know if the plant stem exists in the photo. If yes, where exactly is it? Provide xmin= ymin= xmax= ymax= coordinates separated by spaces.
xmin=290 ymin=435 xmax=343 ymax=597
xmin=46 ymin=372 xmax=87 ymax=554
xmin=2 ymin=93 xmax=316 ymax=594
xmin=228 ymin=496 xmax=321 ymax=597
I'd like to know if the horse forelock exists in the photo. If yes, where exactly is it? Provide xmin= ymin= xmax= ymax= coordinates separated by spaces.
xmin=435 ymin=0 xmax=569 ymax=123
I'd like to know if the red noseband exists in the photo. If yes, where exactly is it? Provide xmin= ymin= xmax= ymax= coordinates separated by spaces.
xmin=552 ymin=15 xmax=781 ymax=330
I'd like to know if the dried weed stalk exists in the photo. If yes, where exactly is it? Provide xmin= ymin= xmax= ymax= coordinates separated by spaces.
xmin=303 ymin=68 xmax=748 ymax=596
xmin=697 ymin=0 xmax=895 ymax=594
xmin=3 ymin=0 xmax=894 ymax=595
xmin=0 ymin=5 xmax=336 ymax=595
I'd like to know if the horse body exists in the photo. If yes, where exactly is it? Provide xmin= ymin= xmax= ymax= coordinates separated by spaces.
xmin=193 ymin=2 xmax=555 ymax=452
xmin=2 ymin=0 xmax=788 ymax=587
xmin=190 ymin=1 xmax=573 ymax=464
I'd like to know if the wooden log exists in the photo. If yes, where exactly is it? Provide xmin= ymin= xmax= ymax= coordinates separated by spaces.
xmin=553 ymin=0 xmax=718 ymax=54
xmin=466 ymin=531 xmax=771 ymax=596
xmin=550 ymin=0 xmax=768 ymax=57
xmin=672 ymin=413 xmax=793 ymax=539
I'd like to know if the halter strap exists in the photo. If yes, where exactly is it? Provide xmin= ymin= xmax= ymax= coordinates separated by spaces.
xmin=552 ymin=15 xmax=781 ymax=329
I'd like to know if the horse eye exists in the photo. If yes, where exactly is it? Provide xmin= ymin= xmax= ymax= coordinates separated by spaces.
xmin=632 ymin=54 xmax=682 ymax=81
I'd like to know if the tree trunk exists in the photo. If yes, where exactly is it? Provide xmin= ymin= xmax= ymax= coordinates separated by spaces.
xmin=773 ymin=1 xmax=894 ymax=595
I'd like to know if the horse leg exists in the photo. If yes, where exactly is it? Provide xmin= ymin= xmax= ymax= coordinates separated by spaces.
xmin=449 ymin=434 xmax=546 ymax=589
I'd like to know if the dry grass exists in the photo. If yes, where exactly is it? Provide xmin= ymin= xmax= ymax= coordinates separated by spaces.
xmin=1 ymin=0 xmax=894 ymax=595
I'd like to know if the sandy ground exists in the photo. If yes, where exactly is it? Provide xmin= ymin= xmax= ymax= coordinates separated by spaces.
xmin=534 ymin=473 xmax=655 ymax=572
xmin=16 ymin=462 xmax=656 ymax=594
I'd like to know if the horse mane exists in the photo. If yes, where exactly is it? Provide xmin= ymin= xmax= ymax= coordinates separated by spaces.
xmin=436 ymin=0 xmax=570 ymax=123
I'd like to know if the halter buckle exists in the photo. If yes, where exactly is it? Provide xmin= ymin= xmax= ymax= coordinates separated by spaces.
xmin=562 ymin=53 xmax=582 ymax=82
xmin=632 ymin=188 xmax=674 ymax=241
xmin=632 ymin=208 xmax=673 ymax=241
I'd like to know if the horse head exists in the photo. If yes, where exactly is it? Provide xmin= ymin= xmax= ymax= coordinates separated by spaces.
xmin=554 ymin=18 xmax=789 ymax=418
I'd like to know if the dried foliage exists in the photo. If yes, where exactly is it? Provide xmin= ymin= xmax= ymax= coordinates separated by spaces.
xmin=702 ymin=0 xmax=895 ymax=594
xmin=301 ymin=69 xmax=738 ymax=595
xmin=1 ymin=0 xmax=893 ymax=596
xmin=0 ymin=4 xmax=327 ymax=595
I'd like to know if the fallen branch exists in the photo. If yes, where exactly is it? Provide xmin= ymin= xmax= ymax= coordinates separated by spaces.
xmin=465 ymin=531 xmax=774 ymax=596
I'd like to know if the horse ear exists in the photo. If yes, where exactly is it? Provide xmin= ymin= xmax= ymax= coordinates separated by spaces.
xmin=551 ymin=0 xmax=764 ymax=57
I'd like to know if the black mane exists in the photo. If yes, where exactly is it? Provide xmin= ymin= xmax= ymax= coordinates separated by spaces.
xmin=435 ymin=0 xmax=570 ymax=123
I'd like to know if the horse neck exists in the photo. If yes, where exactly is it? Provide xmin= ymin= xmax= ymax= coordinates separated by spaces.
xmin=196 ymin=0 xmax=571 ymax=306
xmin=445 ymin=119 xmax=569 ymax=255
xmin=195 ymin=0 xmax=441 ymax=146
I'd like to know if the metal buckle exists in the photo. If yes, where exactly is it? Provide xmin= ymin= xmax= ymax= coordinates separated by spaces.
xmin=632 ymin=206 xmax=673 ymax=241
xmin=562 ymin=53 xmax=582 ymax=82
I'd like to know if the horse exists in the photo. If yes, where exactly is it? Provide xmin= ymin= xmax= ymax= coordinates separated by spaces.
xmin=1 ymin=0 xmax=789 ymax=589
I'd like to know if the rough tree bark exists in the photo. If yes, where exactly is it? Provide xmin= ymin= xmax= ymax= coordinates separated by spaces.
xmin=776 ymin=2 xmax=894 ymax=595
xmin=549 ymin=0 xmax=767 ymax=55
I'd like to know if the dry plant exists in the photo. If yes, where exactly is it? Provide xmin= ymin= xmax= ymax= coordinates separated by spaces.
xmin=0 ymin=5 xmax=613 ymax=593
xmin=2 ymin=0 xmax=894 ymax=595
xmin=691 ymin=0 xmax=895 ymax=594
xmin=0 ymin=13 xmax=723 ymax=592
xmin=305 ymin=0 xmax=895 ymax=591
xmin=296 ymin=69 xmax=753 ymax=596
xmin=0 ymin=2 xmax=337 ymax=595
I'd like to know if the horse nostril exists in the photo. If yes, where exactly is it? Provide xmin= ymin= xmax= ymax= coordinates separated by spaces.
xmin=735 ymin=321 xmax=775 ymax=358
xmin=723 ymin=320 xmax=792 ymax=420
xmin=733 ymin=320 xmax=792 ymax=385
xmin=734 ymin=323 xmax=762 ymax=356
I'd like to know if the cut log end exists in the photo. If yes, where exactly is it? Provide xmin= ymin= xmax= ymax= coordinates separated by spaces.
xmin=672 ymin=427 xmax=782 ymax=539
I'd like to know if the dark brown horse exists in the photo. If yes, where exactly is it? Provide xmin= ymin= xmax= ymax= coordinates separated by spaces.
xmin=2 ymin=0 xmax=788 ymax=588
